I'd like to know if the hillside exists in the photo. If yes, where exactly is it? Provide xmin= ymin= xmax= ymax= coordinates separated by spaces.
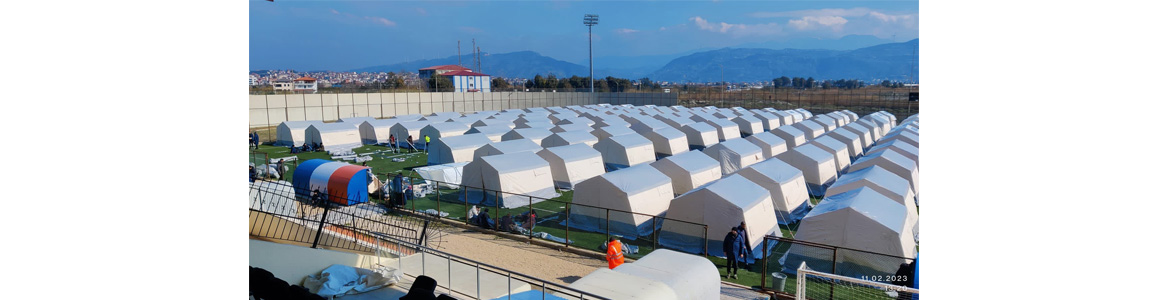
xmin=646 ymin=39 xmax=918 ymax=83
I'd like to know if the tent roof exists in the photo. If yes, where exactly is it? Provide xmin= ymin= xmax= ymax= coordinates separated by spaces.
xmin=466 ymin=124 xmax=513 ymax=135
xmin=479 ymin=151 xmax=549 ymax=174
xmin=568 ymin=268 xmax=678 ymax=300
xmin=682 ymin=121 xmax=717 ymax=132
xmin=652 ymin=150 xmax=720 ymax=174
xmin=545 ymin=131 xmax=597 ymax=144
xmin=597 ymin=164 xmax=672 ymax=195
xmin=393 ymin=120 xmax=432 ymax=131
xmin=423 ymin=122 xmax=470 ymax=132
xmin=604 ymin=133 xmax=654 ymax=148
xmin=480 ymin=139 xmax=542 ymax=155
xmin=806 ymin=186 xmax=907 ymax=232
xmin=707 ymin=138 xmax=764 ymax=156
xmin=279 ymin=120 xmax=325 ymax=129
xmin=832 ymin=165 xmax=910 ymax=198
xmin=539 ymin=143 xmax=602 ymax=162
xmin=737 ymin=157 xmax=803 ymax=184
xmin=853 ymin=149 xmax=915 ymax=172
xmin=682 ymin=174 xmax=769 ymax=209
xmin=504 ymin=128 xmax=553 ymax=139
xmin=437 ymin=133 xmax=491 ymax=149
xmin=310 ymin=122 xmax=361 ymax=133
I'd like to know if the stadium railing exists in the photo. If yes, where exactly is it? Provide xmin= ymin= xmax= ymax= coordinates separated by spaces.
xmin=758 ymin=236 xmax=917 ymax=299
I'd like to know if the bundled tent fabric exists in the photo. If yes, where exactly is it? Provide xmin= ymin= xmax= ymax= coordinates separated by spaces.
xmin=465 ymin=124 xmax=513 ymax=142
xmin=658 ymin=174 xmax=782 ymax=262
xmin=777 ymin=144 xmax=838 ymax=197
xmin=781 ymin=186 xmax=916 ymax=277
xmin=413 ymin=162 xmax=469 ymax=189
xmin=459 ymin=152 xmax=559 ymax=208
xmin=841 ymin=122 xmax=876 ymax=148
xmin=826 ymin=165 xmax=919 ymax=232
xmin=594 ymin=134 xmax=656 ymax=171
xmin=792 ymin=120 xmax=827 ymax=140
xmin=501 ymin=128 xmax=553 ymax=144
xmin=745 ymin=132 xmax=788 ymax=158
xmin=702 ymin=119 xmax=741 ymax=141
xmin=611 ymin=249 xmax=721 ymax=300
xmin=868 ymin=139 xmax=919 ymax=165
xmin=276 ymin=121 xmax=326 ymax=147
xmin=389 ymin=121 xmax=432 ymax=148
xmin=826 ymin=128 xmax=865 ymax=158
xmin=550 ymin=123 xmax=594 ymax=133
xmin=568 ymin=164 xmax=674 ymax=238
xmin=702 ymin=138 xmax=765 ymax=175
xmin=419 ymin=122 xmax=470 ymax=140
xmin=540 ymin=131 xmax=599 ymax=148
xmin=536 ymin=144 xmax=605 ymax=190
xmin=472 ymin=139 xmax=543 ymax=160
xmin=680 ymin=122 xmax=720 ymax=150
xmin=305 ymin=123 xmax=362 ymax=155
xmin=731 ymin=116 xmax=765 ymax=137
xmin=565 ymin=268 xmax=678 ymax=300
xmin=633 ymin=126 xmax=689 ymax=158
xmin=734 ymin=158 xmax=812 ymax=224
xmin=357 ymin=119 xmax=398 ymax=145
xmin=771 ymin=125 xmax=808 ymax=150
xmin=427 ymin=133 xmax=492 ymax=165
xmin=292 ymin=159 xmax=370 ymax=205
xmin=650 ymin=150 xmax=722 ymax=195
xmin=849 ymin=150 xmax=919 ymax=200
xmin=809 ymin=136 xmax=852 ymax=173
xmin=591 ymin=126 xmax=636 ymax=140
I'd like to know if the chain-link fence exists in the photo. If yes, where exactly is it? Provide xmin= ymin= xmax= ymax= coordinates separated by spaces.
xmin=677 ymin=87 xmax=919 ymax=121
xmin=760 ymin=236 xmax=916 ymax=299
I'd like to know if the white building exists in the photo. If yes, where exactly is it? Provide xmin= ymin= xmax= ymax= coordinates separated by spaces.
xmin=293 ymin=76 xmax=318 ymax=93
xmin=441 ymin=70 xmax=492 ymax=93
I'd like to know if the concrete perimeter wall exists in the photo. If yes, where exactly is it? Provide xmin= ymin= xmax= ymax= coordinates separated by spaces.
xmin=250 ymin=92 xmax=677 ymax=128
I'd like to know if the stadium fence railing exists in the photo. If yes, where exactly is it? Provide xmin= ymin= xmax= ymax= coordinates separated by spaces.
xmin=759 ymin=236 xmax=917 ymax=299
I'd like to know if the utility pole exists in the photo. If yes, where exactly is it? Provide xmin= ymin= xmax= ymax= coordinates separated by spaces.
xmin=584 ymin=14 xmax=599 ymax=93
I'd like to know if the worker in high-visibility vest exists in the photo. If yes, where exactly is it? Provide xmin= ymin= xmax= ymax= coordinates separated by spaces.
xmin=606 ymin=236 xmax=625 ymax=269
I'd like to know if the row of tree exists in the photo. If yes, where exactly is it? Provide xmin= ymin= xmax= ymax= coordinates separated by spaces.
xmin=523 ymin=74 xmax=662 ymax=92
xmin=772 ymin=76 xmax=871 ymax=90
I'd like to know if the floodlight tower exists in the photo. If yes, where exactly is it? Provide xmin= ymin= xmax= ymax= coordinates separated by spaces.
xmin=584 ymin=14 xmax=599 ymax=93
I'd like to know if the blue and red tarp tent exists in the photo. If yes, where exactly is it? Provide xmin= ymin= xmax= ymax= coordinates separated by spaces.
xmin=292 ymin=159 xmax=371 ymax=206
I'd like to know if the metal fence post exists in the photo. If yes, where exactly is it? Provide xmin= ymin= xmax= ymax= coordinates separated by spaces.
xmin=435 ymin=184 xmax=441 ymax=218
xmin=605 ymin=209 xmax=610 ymax=239
xmin=311 ymin=201 xmax=330 ymax=249
xmin=564 ymin=203 xmax=571 ymax=247
xmin=528 ymin=196 xmax=534 ymax=241
xmin=652 ymin=216 xmax=658 ymax=251
xmin=464 ymin=187 xmax=469 ymax=224
xmin=830 ymin=247 xmax=838 ymax=300
xmin=702 ymin=225 xmax=708 ymax=256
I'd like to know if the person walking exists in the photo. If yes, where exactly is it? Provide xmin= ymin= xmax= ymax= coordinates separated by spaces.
xmin=722 ymin=227 xmax=743 ymax=279
xmin=407 ymin=135 xmax=416 ymax=153
xmin=736 ymin=221 xmax=751 ymax=267
xmin=606 ymin=236 xmax=625 ymax=269
xmin=252 ymin=132 xmax=260 ymax=149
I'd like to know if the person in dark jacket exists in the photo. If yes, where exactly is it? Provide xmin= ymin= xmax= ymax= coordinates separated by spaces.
xmin=722 ymin=227 xmax=744 ymax=279
xmin=736 ymin=221 xmax=751 ymax=266
xmin=391 ymin=173 xmax=404 ymax=208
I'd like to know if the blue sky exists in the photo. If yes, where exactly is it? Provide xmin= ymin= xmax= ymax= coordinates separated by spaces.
xmin=250 ymin=0 xmax=918 ymax=71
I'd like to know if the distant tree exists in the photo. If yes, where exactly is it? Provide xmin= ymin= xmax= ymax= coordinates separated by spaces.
xmin=805 ymin=77 xmax=815 ymax=89
xmin=881 ymin=80 xmax=892 ymax=88
xmin=532 ymin=75 xmax=546 ymax=89
xmin=491 ymin=77 xmax=510 ymax=90
xmin=426 ymin=76 xmax=452 ymax=92
xmin=778 ymin=76 xmax=791 ymax=88
xmin=792 ymin=77 xmax=805 ymax=89
xmin=822 ymin=81 xmax=832 ymax=89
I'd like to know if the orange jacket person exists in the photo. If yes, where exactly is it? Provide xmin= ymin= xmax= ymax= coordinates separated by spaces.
xmin=606 ymin=236 xmax=625 ymax=269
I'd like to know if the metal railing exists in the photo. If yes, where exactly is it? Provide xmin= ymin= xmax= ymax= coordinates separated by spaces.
xmin=758 ymin=236 xmax=916 ymax=299
xmin=383 ymin=173 xmax=711 ymax=259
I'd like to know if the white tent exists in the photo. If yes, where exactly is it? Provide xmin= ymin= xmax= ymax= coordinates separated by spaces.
xmin=786 ymin=110 xmax=806 ymax=122
xmin=809 ymin=136 xmax=852 ymax=173
xmin=357 ymin=119 xmax=398 ymax=145
xmin=625 ymin=116 xmax=671 ymax=132
xmin=427 ymin=133 xmax=492 ymax=165
xmin=849 ymin=149 xmax=919 ymax=199
xmin=794 ymin=108 xmax=813 ymax=119
xmin=771 ymin=125 xmax=808 ymax=150
xmin=650 ymin=150 xmax=722 ymax=195
xmin=861 ymin=114 xmax=893 ymax=135
xmin=512 ymin=116 xmax=551 ymax=126
xmin=703 ymin=119 xmax=741 ymax=141
xmin=591 ymin=117 xmax=630 ymax=129
xmin=275 ymin=120 xmax=324 ymax=147
xmin=305 ymin=123 xmax=362 ymax=154
xmin=827 ymin=165 xmax=919 ymax=232
xmin=591 ymin=126 xmax=637 ymax=140
xmin=777 ymin=144 xmax=838 ymax=196
xmin=770 ymin=110 xmax=796 ymax=125
xmin=472 ymin=139 xmax=543 ymax=161
xmin=470 ymin=118 xmax=515 ymax=129
xmin=659 ymin=174 xmax=782 ymax=262
xmin=594 ymin=134 xmax=656 ymax=171
xmin=551 ymin=123 xmax=594 ymax=133
xmin=634 ymin=126 xmax=689 ymax=158
xmin=555 ymin=116 xmax=595 ymax=126
xmin=734 ymin=158 xmax=811 ymax=224
xmin=782 ymin=186 xmax=916 ymax=277
xmin=853 ymin=118 xmax=885 ymax=144
xmin=459 ymin=151 xmax=559 ymax=209
xmin=841 ymin=122 xmax=876 ymax=148
xmin=514 ymin=122 xmax=555 ymax=130
xmin=419 ymin=122 xmax=470 ymax=141
xmin=501 ymin=128 xmax=553 ymax=144
xmin=750 ymin=112 xmax=782 ymax=131
xmin=390 ymin=114 xmax=424 ymax=122
xmin=540 ymin=131 xmax=599 ymax=148
xmin=413 ymin=162 xmax=469 ymax=189
xmin=536 ymin=144 xmax=605 ymax=190
xmin=611 ymin=249 xmax=721 ymax=300
xmin=731 ymin=116 xmax=765 ymax=137
xmin=792 ymin=120 xmax=827 ymax=140
xmin=826 ymin=128 xmax=865 ymax=158
xmin=680 ymin=122 xmax=719 ymax=150
xmin=745 ymin=132 xmax=788 ymax=158
xmin=810 ymin=115 xmax=838 ymax=132
xmin=879 ymin=130 xmax=920 ymax=148
xmin=465 ymin=125 xmax=513 ymax=142
xmin=427 ymin=111 xmax=463 ymax=120
xmin=339 ymin=117 xmax=375 ymax=125
xmin=389 ymin=121 xmax=432 ymax=148
xmin=702 ymin=138 xmax=765 ymax=175
xmin=869 ymin=139 xmax=919 ymax=165
xmin=653 ymin=115 xmax=694 ymax=130
xmin=568 ymin=164 xmax=674 ymax=238
xmin=566 ymin=268 xmax=678 ymax=300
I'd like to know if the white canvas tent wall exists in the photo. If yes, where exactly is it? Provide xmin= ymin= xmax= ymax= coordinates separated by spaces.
xmin=849 ymin=150 xmax=919 ymax=199
xmin=734 ymin=158 xmax=811 ymax=224
xmin=305 ymin=123 xmax=362 ymax=155
xmin=501 ymin=128 xmax=553 ymax=144
xmin=389 ymin=121 xmax=432 ymax=148
xmin=633 ymin=125 xmax=689 ymax=158
xmin=792 ymin=120 xmax=827 ymax=139
xmin=427 ymin=133 xmax=492 ymax=165
xmin=703 ymin=119 xmax=741 ymax=141
xmin=650 ymin=150 xmax=722 ymax=195
xmin=680 ymin=122 xmax=719 ymax=150
xmin=826 ymin=112 xmax=849 ymax=127
xmin=731 ymin=116 xmax=765 ymax=137
xmin=777 ymin=144 xmax=838 ymax=197
xmin=771 ymin=125 xmax=808 ymax=150
xmin=459 ymin=151 xmax=559 ymax=208
xmin=654 ymin=115 xmax=694 ymax=130
xmin=419 ymin=122 xmax=470 ymax=141
xmin=540 ymin=131 xmax=599 ymax=148
xmin=591 ymin=126 xmax=636 ymax=140
xmin=658 ymin=174 xmax=782 ymax=262
xmin=512 ymin=116 xmax=551 ymax=127
xmin=565 ymin=268 xmax=678 ymax=300
xmin=536 ymin=144 xmax=605 ymax=190
xmin=276 ymin=120 xmax=325 ymax=146
xmin=594 ymin=134 xmax=656 ymax=171
xmin=841 ymin=122 xmax=876 ymax=148
xmin=567 ymin=164 xmax=674 ymax=238
xmin=861 ymin=114 xmax=893 ymax=135
xmin=745 ymin=132 xmax=788 ymax=158
xmin=472 ymin=139 xmax=543 ymax=160
xmin=413 ymin=162 xmax=469 ymax=189
xmin=868 ymin=139 xmax=919 ymax=165
xmin=826 ymin=165 xmax=919 ymax=233
xmin=809 ymin=136 xmax=852 ymax=173
xmin=591 ymin=117 xmax=630 ymax=129
xmin=826 ymin=128 xmax=865 ymax=158
xmin=357 ymin=119 xmax=398 ymax=145
xmin=702 ymin=138 xmax=765 ymax=175
xmin=785 ymin=110 xmax=806 ymax=122
xmin=782 ymin=186 xmax=915 ymax=277
xmin=611 ymin=249 xmax=721 ymax=300
xmin=464 ymin=124 xmax=513 ymax=142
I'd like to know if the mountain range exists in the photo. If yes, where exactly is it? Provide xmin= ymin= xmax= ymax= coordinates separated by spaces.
xmin=347 ymin=38 xmax=918 ymax=83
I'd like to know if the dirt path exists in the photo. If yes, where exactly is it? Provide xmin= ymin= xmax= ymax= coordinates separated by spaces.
xmin=427 ymin=225 xmax=605 ymax=285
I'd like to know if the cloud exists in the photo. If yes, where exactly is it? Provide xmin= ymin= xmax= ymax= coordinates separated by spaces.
xmin=749 ymin=8 xmax=871 ymax=18
xmin=330 ymin=9 xmax=340 ymax=15
xmin=415 ymin=8 xmax=427 ymax=16
xmin=616 ymin=28 xmax=639 ymax=34
xmin=459 ymin=26 xmax=483 ymax=34
xmin=660 ymin=27 xmax=667 ymax=31
xmin=788 ymin=16 xmax=848 ymax=31
xmin=690 ymin=16 xmax=782 ymax=37
xmin=364 ymin=16 xmax=396 ymax=27
xmin=867 ymin=11 xmax=914 ymax=23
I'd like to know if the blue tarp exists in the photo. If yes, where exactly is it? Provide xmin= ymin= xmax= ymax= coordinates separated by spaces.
xmin=292 ymin=159 xmax=330 ymax=201
xmin=489 ymin=290 xmax=569 ymax=300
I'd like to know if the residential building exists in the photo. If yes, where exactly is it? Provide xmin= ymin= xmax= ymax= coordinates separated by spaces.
xmin=293 ymin=76 xmax=318 ymax=93
xmin=418 ymin=65 xmax=471 ymax=80
xmin=440 ymin=70 xmax=492 ymax=92
xmin=272 ymin=78 xmax=292 ymax=92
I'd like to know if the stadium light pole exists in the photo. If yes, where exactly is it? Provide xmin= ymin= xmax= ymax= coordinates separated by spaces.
xmin=584 ymin=14 xmax=599 ymax=93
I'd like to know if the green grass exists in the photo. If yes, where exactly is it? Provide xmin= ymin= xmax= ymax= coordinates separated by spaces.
xmin=250 ymin=144 xmax=429 ymax=182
